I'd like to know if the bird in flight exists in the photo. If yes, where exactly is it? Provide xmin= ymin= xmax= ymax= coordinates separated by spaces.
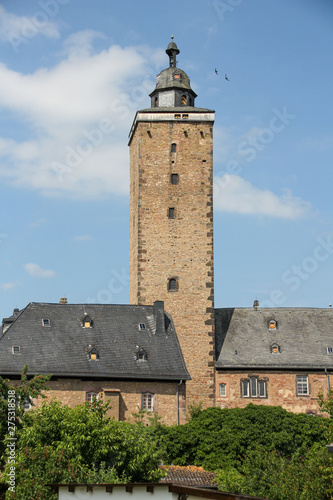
xmin=225 ymin=74 xmax=230 ymax=81
xmin=215 ymin=68 xmax=218 ymax=75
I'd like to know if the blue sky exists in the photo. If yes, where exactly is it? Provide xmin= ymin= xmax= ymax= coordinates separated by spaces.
xmin=0 ymin=0 xmax=332 ymax=320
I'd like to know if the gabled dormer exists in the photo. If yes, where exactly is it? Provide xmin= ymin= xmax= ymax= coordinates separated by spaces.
xmin=82 ymin=314 xmax=93 ymax=328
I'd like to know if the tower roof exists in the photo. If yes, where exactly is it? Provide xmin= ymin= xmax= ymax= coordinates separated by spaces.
xmin=149 ymin=38 xmax=197 ymax=104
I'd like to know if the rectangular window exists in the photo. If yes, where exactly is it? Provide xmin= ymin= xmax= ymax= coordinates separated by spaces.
xmin=142 ymin=392 xmax=154 ymax=411
xmin=42 ymin=319 xmax=50 ymax=327
xmin=171 ymin=173 xmax=179 ymax=185
xmin=86 ymin=392 xmax=98 ymax=403
xmin=327 ymin=347 xmax=333 ymax=354
xmin=296 ymin=375 xmax=309 ymax=396
xmin=23 ymin=399 xmax=31 ymax=411
xmin=168 ymin=208 xmax=175 ymax=219
xmin=12 ymin=346 xmax=20 ymax=354
xmin=219 ymin=383 xmax=226 ymax=397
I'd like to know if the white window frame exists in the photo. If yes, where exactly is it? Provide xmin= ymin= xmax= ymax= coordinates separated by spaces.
xmin=23 ymin=399 xmax=31 ymax=411
xmin=12 ymin=346 xmax=20 ymax=354
xmin=242 ymin=380 xmax=249 ymax=398
xmin=219 ymin=383 xmax=226 ymax=397
xmin=42 ymin=318 xmax=51 ymax=327
xmin=296 ymin=375 xmax=309 ymax=396
xmin=86 ymin=392 xmax=98 ymax=403
xmin=142 ymin=392 xmax=154 ymax=411
xmin=242 ymin=377 xmax=266 ymax=398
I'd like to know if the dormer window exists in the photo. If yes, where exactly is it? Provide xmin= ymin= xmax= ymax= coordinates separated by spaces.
xmin=173 ymin=72 xmax=181 ymax=81
xmin=89 ymin=348 xmax=99 ymax=360
xmin=271 ymin=343 xmax=280 ymax=354
xmin=83 ymin=315 xmax=93 ymax=328
xmin=42 ymin=319 xmax=50 ymax=327
xmin=136 ymin=348 xmax=147 ymax=361
xmin=327 ymin=347 xmax=333 ymax=354
xmin=12 ymin=346 xmax=20 ymax=354
xmin=269 ymin=320 xmax=276 ymax=330
xmin=139 ymin=323 xmax=146 ymax=331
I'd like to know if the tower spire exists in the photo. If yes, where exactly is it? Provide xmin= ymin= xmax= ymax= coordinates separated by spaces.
xmin=166 ymin=35 xmax=180 ymax=68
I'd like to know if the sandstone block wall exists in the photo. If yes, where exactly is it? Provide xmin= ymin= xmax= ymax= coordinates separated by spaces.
xmin=129 ymin=118 xmax=216 ymax=409
xmin=216 ymin=370 xmax=333 ymax=415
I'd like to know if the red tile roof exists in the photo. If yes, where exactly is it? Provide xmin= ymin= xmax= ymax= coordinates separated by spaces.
xmin=159 ymin=465 xmax=216 ymax=487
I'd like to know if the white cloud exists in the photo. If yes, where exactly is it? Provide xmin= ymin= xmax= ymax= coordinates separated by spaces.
xmin=0 ymin=282 xmax=19 ymax=291
xmin=214 ymin=174 xmax=311 ymax=219
xmin=0 ymin=35 xmax=163 ymax=199
xmin=0 ymin=5 xmax=60 ymax=45
xmin=24 ymin=263 xmax=56 ymax=278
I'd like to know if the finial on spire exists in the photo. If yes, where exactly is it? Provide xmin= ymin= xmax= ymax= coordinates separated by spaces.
xmin=166 ymin=36 xmax=179 ymax=68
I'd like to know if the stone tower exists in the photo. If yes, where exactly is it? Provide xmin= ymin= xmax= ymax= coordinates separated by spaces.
xmin=129 ymin=39 xmax=215 ymax=412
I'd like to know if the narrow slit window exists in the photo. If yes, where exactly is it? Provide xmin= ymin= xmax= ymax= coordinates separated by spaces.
xmin=168 ymin=207 xmax=175 ymax=219
xmin=181 ymin=95 xmax=187 ymax=105
xmin=171 ymin=173 xmax=179 ymax=185
xmin=171 ymin=143 xmax=177 ymax=153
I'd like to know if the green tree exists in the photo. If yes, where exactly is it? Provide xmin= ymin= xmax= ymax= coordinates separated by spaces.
xmin=158 ymin=404 xmax=330 ymax=470
xmin=1 ymin=399 xmax=164 ymax=500
xmin=0 ymin=366 xmax=50 ymax=467
xmin=216 ymin=444 xmax=333 ymax=500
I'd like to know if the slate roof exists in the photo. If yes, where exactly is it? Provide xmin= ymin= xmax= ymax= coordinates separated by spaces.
xmin=0 ymin=302 xmax=190 ymax=381
xmin=215 ymin=307 xmax=333 ymax=370
xmin=159 ymin=466 xmax=216 ymax=488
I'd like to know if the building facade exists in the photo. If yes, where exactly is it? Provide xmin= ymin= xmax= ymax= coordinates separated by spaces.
xmin=1 ymin=39 xmax=332 ymax=421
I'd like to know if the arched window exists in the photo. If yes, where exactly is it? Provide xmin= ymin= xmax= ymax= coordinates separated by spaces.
xmin=154 ymin=96 xmax=158 ymax=107
xmin=171 ymin=143 xmax=176 ymax=153
xmin=168 ymin=278 xmax=178 ymax=292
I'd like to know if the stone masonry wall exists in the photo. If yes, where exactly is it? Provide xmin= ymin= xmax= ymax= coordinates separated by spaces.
xmin=216 ymin=370 xmax=333 ymax=415
xmin=129 ymin=118 xmax=216 ymax=413
xmin=21 ymin=378 xmax=185 ymax=425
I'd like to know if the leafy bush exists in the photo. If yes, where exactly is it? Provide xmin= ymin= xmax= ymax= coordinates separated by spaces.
xmin=157 ymin=404 xmax=330 ymax=470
